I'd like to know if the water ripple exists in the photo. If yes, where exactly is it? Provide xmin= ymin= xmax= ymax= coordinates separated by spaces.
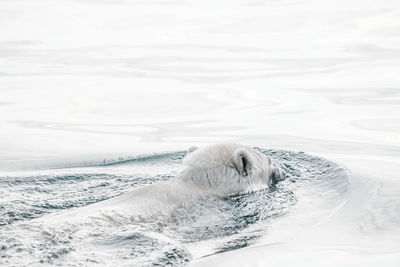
xmin=0 ymin=149 xmax=349 ymax=266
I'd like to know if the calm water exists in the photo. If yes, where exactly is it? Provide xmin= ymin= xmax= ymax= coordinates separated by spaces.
xmin=0 ymin=0 xmax=399 ymax=266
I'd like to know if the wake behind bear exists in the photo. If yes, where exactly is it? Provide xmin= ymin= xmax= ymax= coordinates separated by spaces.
xmin=46 ymin=144 xmax=284 ymax=224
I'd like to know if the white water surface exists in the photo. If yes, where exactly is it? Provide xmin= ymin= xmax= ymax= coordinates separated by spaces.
xmin=1 ymin=0 xmax=400 ymax=266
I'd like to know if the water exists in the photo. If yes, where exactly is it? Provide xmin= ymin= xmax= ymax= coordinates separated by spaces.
xmin=1 ymin=0 xmax=400 ymax=266
xmin=0 ymin=149 xmax=349 ymax=266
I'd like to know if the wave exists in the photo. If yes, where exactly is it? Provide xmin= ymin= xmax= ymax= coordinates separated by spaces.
xmin=0 ymin=149 xmax=350 ymax=266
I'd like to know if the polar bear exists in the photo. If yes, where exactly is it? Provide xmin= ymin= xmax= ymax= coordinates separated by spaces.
xmin=6 ymin=144 xmax=285 ymax=266
xmin=178 ymin=143 xmax=284 ymax=195
xmin=46 ymin=144 xmax=284 ymax=223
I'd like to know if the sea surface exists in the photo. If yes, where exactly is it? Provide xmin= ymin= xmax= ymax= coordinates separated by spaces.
xmin=0 ymin=0 xmax=399 ymax=266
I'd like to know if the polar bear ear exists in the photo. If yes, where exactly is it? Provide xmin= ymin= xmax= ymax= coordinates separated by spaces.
xmin=233 ymin=148 xmax=252 ymax=176
xmin=186 ymin=146 xmax=198 ymax=155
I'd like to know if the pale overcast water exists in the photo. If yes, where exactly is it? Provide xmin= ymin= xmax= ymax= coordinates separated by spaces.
xmin=0 ymin=0 xmax=399 ymax=266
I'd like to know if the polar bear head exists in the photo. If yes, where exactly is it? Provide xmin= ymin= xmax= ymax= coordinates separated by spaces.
xmin=178 ymin=144 xmax=284 ymax=195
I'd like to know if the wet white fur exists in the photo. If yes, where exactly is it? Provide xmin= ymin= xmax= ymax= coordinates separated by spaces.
xmin=179 ymin=143 xmax=283 ymax=195
xmin=45 ymin=144 xmax=283 ymax=223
